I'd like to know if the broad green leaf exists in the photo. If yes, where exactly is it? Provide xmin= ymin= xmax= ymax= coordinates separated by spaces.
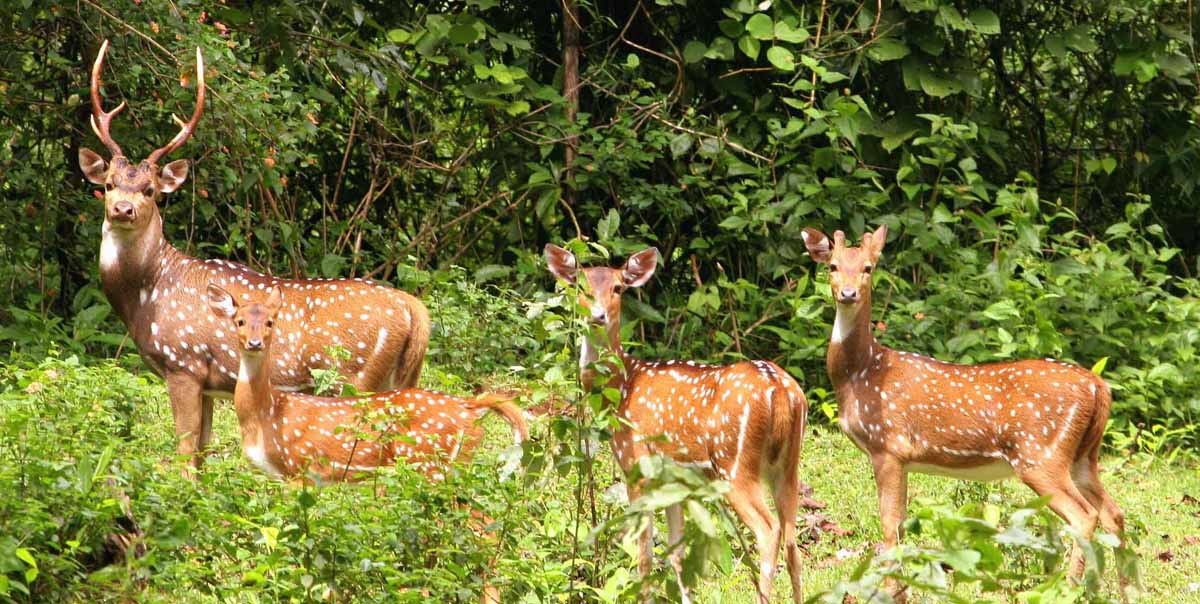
xmin=639 ymin=482 xmax=691 ymax=509
xmin=967 ymin=8 xmax=1000 ymax=34
xmin=1091 ymin=357 xmax=1108 ymax=376
xmin=774 ymin=21 xmax=808 ymax=43
xmin=670 ymin=132 xmax=694 ymax=157
xmin=738 ymin=35 xmax=760 ymax=60
xmin=766 ymin=46 xmax=795 ymax=71
xmin=707 ymin=36 xmax=735 ymax=60
xmin=683 ymin=41 xmax=707 ymax=64
xmin=386 ymin=29 xmax=410 ymax=43
xmin=597 ymin=208 xmax=620 ymax=240
xmin=867 ymin=38 xmax=909 ymax=61
xmin=746 ymin=13 xmax=774 ymax=40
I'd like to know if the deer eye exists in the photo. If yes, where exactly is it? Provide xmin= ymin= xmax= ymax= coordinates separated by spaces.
xmin=236 ymin=319 xmax=245 ymax=327
xmin=142 ymin=185 xmax=156 ymax=197
xmin=266 ymin=320 xmax=273 ymax=328
xmin=104 ymin=182 xmax=115 ymax=192
xmin=829 ymin=264 xmax=839 ymax=272
xmin=863 ymin=265 xmax=873 ymax=274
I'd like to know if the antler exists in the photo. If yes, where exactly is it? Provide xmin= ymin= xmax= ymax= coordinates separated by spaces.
xmin=90 ymin=39 xmax=127 ymax=159
xmin=146 ymin=46 xmax=206 ymax=165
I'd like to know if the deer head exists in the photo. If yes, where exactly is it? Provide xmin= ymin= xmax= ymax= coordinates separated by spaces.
xmin=802 ymin=224 xmax=887 ymax=307
xmin=206 ymin=283 xmax=284 ymax=356
xmin=78 ymin=40 xmax=205 ymax=235
xmin=544 ymin=244 xmax=659 ymax=327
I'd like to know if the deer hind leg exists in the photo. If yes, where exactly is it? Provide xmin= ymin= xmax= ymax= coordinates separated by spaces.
xmin=870 ymin=454 xmax=909 ymax=604
xmin=725 ymin=478 xmax=780 ymax=604
xmin=1020 ymin=465 xmax=1100 ymax=578
xmin=772 ymin=430 xmax=806 ymax=602
xmin=164 ymin=373 xmax=206 ymax=473
xmin=665 ymin=503 xmax=692 ymax=604
xmin=1072 ymin=453 xmax=1132 ymax=600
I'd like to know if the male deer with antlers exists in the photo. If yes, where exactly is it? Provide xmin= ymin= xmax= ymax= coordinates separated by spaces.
xmin=79 ymin=40 xmax=429 ymax=470
xmin=802 ymin=225 xmax=1130 ymax=601
xmin=545 ymin=244 xmax=808 ymax=604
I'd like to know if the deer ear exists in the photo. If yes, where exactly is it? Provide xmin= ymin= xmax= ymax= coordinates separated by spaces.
xmin=79 ymin=148 xmax=108 ymax=184
xmin=544 ymin=244 xmax=578 ymax=284
xmin=266 ymin=286 xmax=284 ymax=314
xmin=206 ymin=283 xmax=237 ymax=319
xmin=159 ymin=159 xmax=190 ymax=193
xmin=867 ymin=224 xmax=888 ymax=260
xmin=801 ymin=228 xmax=833 ymax=263
xmin=621 ymin=247 xmax=659 ymax=288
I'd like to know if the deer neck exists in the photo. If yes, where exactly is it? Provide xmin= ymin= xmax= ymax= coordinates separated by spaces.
xmin=233 ymin=349 xmax=281 ymax=460
xmin=580 ymin=321 xmax=631 ymax=392
xmin=826 ymin=292 xmax=881 ymax=386
xmin=99 ymin=214 xmax=178 ymax=318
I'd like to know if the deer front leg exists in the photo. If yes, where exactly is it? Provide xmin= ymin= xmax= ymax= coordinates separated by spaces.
xmin=164 ymin=373 xmax=205 ymax=473
xmin=871 ymin=454 xmax=908 ymax=604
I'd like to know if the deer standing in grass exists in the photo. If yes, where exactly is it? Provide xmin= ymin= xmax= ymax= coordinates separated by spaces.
xmin=206 ymin=283 xmax=527 ymax=483
xmin=802 ymin=225 xmax=1130 ymax=601
xmin=79 ymin=40 xmax=429 ymax=470
xmin=545 ymin=244 xmax=808 ymax=604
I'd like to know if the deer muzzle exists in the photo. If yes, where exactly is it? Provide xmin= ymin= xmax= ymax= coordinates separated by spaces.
xmin=837 ymin=287 xmax=859 ymax=304
xmin=109 ymin=200 xmax=135 ymax=223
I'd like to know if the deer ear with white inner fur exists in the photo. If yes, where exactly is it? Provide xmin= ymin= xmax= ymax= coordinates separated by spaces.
xmin=621 ymin=247 xmax=659 ymax=288
xmin=866 ymin=223 xmax=888 ymax=261
xmin=79 ymin=148 xmax=108 ymax=185
xmin=801 ymin=228 xmax=833 ymax=263
xmin=206 ymin=284 xmax=237 ymax=319
xmin=544 ymin=243 xmax=579 ymax=284
xmin=265 ymin=286 xmax=284 ymax=314
xmin=159 ymin=159 xmax=190 ymax=194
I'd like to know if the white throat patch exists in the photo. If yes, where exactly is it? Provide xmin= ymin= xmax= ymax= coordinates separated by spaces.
xmin=579 ymin=334 xmax=599 ymax=369
xmin=832 ymin=304 xmax=859 ymax=343
xmin=99 ymin=224 xmax=124 ymax=272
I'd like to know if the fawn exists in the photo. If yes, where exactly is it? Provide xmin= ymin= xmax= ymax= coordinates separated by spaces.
xmin=206 ymin=283 xmax=526 ymax=484
xmin=803 ymin=225 xmax=1130 ymax=601
xmin=545 ymin=244 xmax=808 ymax=604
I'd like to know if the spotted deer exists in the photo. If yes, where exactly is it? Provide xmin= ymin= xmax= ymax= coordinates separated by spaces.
xmin=544 ymin=244 xmax=808 ymax=604
xmin=206 ymin=283 xmax=528 ymax=483
xmin=802 ymin=225 xmax=1130 ymax=601
xmin=78 ymin=40 xmax=430 ymax=470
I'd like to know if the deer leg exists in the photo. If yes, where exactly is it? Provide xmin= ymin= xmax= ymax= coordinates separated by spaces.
xmin=164 ymin=373 xmax=205 ymax=473
xmin=199 ymin=395 xmax=216 ymax=452
xmin=772 ymin=447 xmax=805 ymax=602
xmin=871 ymin=454 xmax=908 ymax=604
xmin=725 ymin=480 xmax=779 ymax=604
xmin=1072 ymin=455 xmax=1132 ymax=600
xmin=624 ymin=478 xmax=655 ymax=601
xmin=1021 ymin=466 xmax=1099 ymax=578
xmin=665 ymin=503 xmax=692 ymax=604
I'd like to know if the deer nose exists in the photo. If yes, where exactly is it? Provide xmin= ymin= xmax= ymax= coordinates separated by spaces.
xmin=838 ymin=287 xmax=859 ymax=303
xmin=589 ymin=307 xmax=607 ymax=324
xmin=246 ymin=338 xmax=263 ymax=350
xmin=110 ymin=201 xmax=135 ymax=221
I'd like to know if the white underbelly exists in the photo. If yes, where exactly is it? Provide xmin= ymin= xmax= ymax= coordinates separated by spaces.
xmin=906 ymin=460 xmax=1015 ymax=482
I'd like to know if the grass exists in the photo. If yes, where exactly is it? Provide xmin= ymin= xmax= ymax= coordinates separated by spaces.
xmin=2 ymin=355 xmax=1199 ymax=603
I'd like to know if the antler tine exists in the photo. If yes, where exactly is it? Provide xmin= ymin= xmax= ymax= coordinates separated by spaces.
xmin=147 ymin=46 xmax=206 ymax=165
xmin=90 ymin=39 xmax=127 ymax=159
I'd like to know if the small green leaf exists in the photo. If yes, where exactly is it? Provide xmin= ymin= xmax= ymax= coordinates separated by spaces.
xmin=867 ymin=38 xmax=909 ymax=61
xmin=738 ymin=35 xmax=760 ymax=60
xmin=967 ymin=8 xmax=1000 ymax=34
xmin=1090 ymin=357 xmax=1108 ymax=376
xmin=746 ymin=13 xmax=774 ymax=39
xmin=386 ymin=29 xmax=410 ymax=43
xmin=773 ymin=21 xmax=808 ymax=43
xmin=768 ymin=46 xmax=796 ymax=72
xmin=683 ymin=41 xmax=707 ymax=64
xmin=597 ymin=208 xmax=620 ymax=241
xmin=766 ymin=46 xmax=795 ymax=71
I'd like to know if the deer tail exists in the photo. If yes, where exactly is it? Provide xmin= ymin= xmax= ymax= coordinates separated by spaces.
xmin=468 ymin=393 xmax=530 ymax=445
xmin=395 ymin=294 xmax=431 ymax=388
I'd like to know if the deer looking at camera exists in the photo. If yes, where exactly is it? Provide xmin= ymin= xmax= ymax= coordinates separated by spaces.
xmin=79 ymin=40 xmax=429 ymax=470
xmin=206 ymin=283 xmax=528 ymax=482
xmin=545 ymin=244 xmax=808 ymax=604
xmin=802 ymin=225 xmax=1130 ymax=602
